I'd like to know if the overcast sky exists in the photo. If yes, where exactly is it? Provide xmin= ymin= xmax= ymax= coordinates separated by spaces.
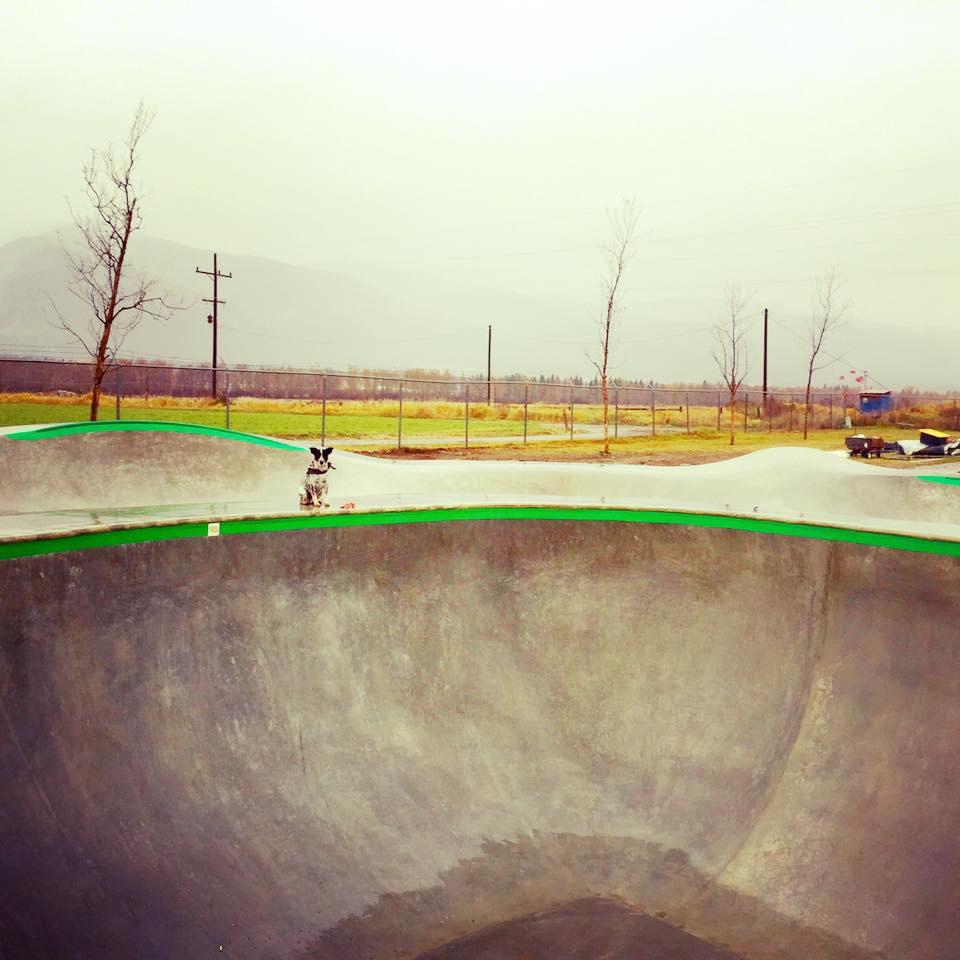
xmin=3 ymin=0 xmax=959 ymax=387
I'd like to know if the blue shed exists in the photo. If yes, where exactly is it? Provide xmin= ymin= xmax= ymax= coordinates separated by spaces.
xmin=859 ymin=391 xmax=893 ymax=414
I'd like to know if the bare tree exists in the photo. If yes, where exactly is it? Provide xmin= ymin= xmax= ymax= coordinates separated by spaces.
xmin=54 ymin=103 xmax=175 ymax=420
xmin=590 ymin=199 xmax=639 ymax=456
xmin=803 ymin=267 xmax=847 ymax=439
xmin=712 ymin=284 xmax=750 ymax=446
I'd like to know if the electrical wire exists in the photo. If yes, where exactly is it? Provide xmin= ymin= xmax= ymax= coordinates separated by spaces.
xmin=765 ymin=314 xmax=892 ymax=392
xmin=216 ymin=322 xmax=487 ymax=346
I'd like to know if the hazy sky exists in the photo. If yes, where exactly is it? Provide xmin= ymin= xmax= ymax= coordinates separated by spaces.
xmin=4 ymin=0 xmax=959 ymax=387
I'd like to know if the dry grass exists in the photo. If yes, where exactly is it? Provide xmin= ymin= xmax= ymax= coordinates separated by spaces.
xmin=5 ymin=392 xmax=956 ymax=466
xmin=10 ymin=389 xmax=959 ymax=431
xmin=0 ymin=391 xmax=919 ymax=433
xmin=353 ymin=426 xmax=946 ymax=468
xmin=4 ymin=392 xmax=570 ymax=423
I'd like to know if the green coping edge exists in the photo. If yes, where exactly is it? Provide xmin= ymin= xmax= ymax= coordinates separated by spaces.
xmin=3 ymin=507 xmax=960 ymax=561
xmin=0 ymin=522 xmax=210 ymax=559
xmin=2 ymin=420 xmax=303 ymax=451
xmin=918 ymin=475 xmax=960 ymax=487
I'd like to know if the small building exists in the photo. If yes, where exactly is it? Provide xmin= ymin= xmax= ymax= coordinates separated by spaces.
xmin=859 ymin=390 xmax=893 ymax=414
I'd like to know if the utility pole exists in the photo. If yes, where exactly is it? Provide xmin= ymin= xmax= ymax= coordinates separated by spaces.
xmin=195 ymin=253 xmax=232 ymax=397
xmin=487 ymin=324 xmax=492 ymax=404
xmin=762 ymin=307 xmax=768 ymax=413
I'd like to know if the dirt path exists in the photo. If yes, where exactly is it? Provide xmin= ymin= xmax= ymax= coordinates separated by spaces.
xmin=357 ymin=444 xmax=742 ymax=466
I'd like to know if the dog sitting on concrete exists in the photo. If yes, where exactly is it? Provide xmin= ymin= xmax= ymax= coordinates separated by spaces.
xmin=299 ymin=446 xmax=334 ymax=508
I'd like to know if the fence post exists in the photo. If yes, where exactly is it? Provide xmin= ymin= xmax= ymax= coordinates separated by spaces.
xmin=614 ymin=388 xmax=619 ymax=439
xmin=225 ymin=367 xmax=231 ymax=430
xmin=717 ymin=391 xmax=721 ymax=430
xmin=523 ymin=384 xmax=528 ymax=444
xmin=569 ymin=386 xmax=574 ymax=440
xmin=685 ymin=391 xmax=690 ymax=433
xmin=743 ymin=392 xmax=748 ymax=432
xmin=115 ymin=364 xmax=121 ymax=420
xmin=464 ymin=382 xmax=470 ymax=449
xmin=397 ymin=380 xmax=403 ymax=451
xmin=321 ymin=375 xmax=327 ymax=447
xmin=651 ymin=388 xmax=656 ymax=437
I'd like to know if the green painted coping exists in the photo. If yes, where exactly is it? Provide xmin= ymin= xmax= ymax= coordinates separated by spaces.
xmin=2 ymin=420 xmax=304 ymax=451
xmin=3 ymin=506 xmax=960 ymax=561
xmin=918 ymin=475 xmax=960 ymax=487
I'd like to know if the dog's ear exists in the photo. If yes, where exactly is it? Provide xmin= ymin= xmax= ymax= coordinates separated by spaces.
xmin=309 ymin=447 xmax=323 ymax=459
xmin=322 ymin=447 xmax=334 ymax=460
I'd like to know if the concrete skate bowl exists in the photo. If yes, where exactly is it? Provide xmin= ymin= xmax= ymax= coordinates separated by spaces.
xmin=3 ymin=508 xmax=960 ymax=960
xmin=0 ymin=421 xmax=309 ymax=514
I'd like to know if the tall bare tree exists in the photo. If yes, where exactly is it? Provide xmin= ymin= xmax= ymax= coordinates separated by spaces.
xmin=590 ymin=199 xmax=639 ymax=456
xmin=712 ymin=284 xmax=750 ymax=446
xmin=803 ymin=267 xmax=847 ymax=439
xmin=55 ymin=103 xmax=175 ymax=420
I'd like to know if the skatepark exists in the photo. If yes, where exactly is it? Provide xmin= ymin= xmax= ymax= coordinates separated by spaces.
xmin=2 ymin=421 xmax=960 ymax=959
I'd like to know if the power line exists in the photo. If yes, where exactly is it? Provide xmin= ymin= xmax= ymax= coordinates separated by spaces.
xmin=639 ymin=159 xmax=960 ymax=210
xmin=217 ymin=322 xmax=486 ymax=347
xmin=0 ymin=343 xmax=217 ymax=366
xmin=402 ymin=245 xmax=596 ymax=265
xmin=386 ymin=208 xmax=960 ymax=267
xmin=765 ymin=314 xmax=891 ymax=392
xmin=653 ymin=200 xmax=960 ymax=245
xmin=645 ymin=230 xmax=960 ymax=266
xmin=621 ymin=324 xmax=720 ymax=345
xmin=335 ymin=159 xmax=960 ymax=248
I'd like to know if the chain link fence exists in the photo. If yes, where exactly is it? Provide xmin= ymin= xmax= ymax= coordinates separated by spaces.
xmin=2 ymin=356 xmax=958 ymax=449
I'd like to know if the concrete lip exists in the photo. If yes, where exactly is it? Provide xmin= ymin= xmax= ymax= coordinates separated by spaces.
xmin=2 ymin=426 xmax=960 ymax=544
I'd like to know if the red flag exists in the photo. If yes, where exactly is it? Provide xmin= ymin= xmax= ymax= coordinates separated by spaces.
xmin=855 ymin=376 xmax=864 ymax=383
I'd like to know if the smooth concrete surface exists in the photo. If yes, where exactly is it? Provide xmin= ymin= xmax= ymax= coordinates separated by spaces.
xmin=2 ymin=429 xmax=960 ymax=959
xmin=0 ymin=431 xmax=309 ymax=515
xmin=4 ymin=521 xmax=959 ymax=959
xmin=3 ymin=429 xmax=960 ymax=540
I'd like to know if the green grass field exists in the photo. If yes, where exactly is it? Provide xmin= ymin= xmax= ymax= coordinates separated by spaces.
xmin=0 ymin=400 xmax=560 ymax=440
xmin=1 ymin=395 xmax=946 ymax=467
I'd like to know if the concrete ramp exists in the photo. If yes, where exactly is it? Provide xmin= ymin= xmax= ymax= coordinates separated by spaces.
xmin=0 ymin=422 xmax=308 ymax=514
xmin=2 ymin=516 xmax=960 ymax=959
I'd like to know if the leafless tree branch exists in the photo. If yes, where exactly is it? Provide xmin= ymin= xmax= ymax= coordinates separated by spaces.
xmin=803 ymin=266 xmax=849 ymax=438
xmin=589 ymin=198 xmax=640 ymax=455
xmin=712 ymin=283 xmax=751 ymax=445
xmin=53 ymin=102 xmax=177 ymax=419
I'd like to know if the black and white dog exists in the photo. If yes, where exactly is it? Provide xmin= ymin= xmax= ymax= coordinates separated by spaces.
xmin=299 ymin=446 xmax=334 ymax=508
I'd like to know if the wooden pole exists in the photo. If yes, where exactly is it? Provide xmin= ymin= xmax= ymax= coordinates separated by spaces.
xmin=523 ymin=384 xmax=528 ymax=444
xmin=487 ymin=326 xmax=492 ymax=404
xmin=321 ymin=375 xmax=327 ymax=447
xmin=397 ymin=380 xmax=403 ymax=451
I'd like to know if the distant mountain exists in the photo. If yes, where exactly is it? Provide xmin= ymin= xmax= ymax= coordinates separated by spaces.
xmin=0 ymin=232 xmax=604 ymax=379
xmin=1 ymin=231 xmax=946 ymax=393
